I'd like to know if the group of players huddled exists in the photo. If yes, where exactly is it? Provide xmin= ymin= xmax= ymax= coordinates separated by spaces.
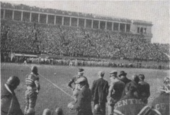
xmin=1 ymin=66 xmax=170 ymax=115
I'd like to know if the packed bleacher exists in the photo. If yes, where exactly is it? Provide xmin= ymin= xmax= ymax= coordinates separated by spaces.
xmin=1 ymin=20 xmax=169 ymax=62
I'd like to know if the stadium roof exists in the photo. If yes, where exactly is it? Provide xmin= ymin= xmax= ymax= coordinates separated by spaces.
xmin=1 ymin=2 xmax=152 ymax=25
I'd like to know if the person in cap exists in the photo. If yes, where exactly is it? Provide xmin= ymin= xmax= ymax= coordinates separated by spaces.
xmin=24 ymin=66 xmax=40 ymax=115
xmin=121 ymin=75 xmax=140 ymax=98
xmin=113 ymin=84 xmax=160 ymax=115
xmin=91 ymin=71 xmax=109 ymax=115
xmin=68 ymin=77 xmax=92 ymax=115
xmin=108 ymin=70 xmax=125 ymax=115
xmin=138 ymin=74 xmax=150 ymax=104
xmin=53 ymin=107 xmax=63 ymax=115
xmin=151 ymin=76 xmax=170 ymax=115
xmin=1 ymin=76 xmax=23 ymax=115
xmin=119 ymin=71 xmax=131 ymax=85
xmin=42 ymin=108 xmax=51 ymax=115
xmin=68 ymin=68 xmax=88 ymax=101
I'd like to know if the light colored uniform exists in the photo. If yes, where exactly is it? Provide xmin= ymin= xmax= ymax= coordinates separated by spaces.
xmin=24 ymin=72 xmax=40 ymax=115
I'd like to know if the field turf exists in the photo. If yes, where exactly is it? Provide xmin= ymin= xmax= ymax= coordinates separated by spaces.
xmin=1 ymin=63 xmax=169 ymax=115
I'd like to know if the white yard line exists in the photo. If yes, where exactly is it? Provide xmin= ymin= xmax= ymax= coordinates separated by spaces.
xmin=40 ymin=74 xmax=74 ymax=99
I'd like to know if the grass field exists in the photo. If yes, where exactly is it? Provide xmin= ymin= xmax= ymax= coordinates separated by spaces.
xmin=1 ymin=63 xmax=169 ymax=115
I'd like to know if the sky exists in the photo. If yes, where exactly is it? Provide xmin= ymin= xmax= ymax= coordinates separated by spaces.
xmin=1 ymin=0 xmax=170 ymax=44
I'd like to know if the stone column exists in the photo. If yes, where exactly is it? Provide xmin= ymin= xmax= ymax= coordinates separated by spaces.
xmin=91 ymin=20 xmax=93 ymax=28
xmin=46 ymin=14 xmax=48 ymax=24
xmin=21 ymin=11 xmax=23 ymax=21
xmin=54 ymin=15 xmax=56 ymax=25
xmin=84 ymin=19 xmax=86 ymax=28
xmin=38 ymin=13 xmax=40 ymax=23
xmin=62 ymin=16 xmax=64 ymax=25
xmin=3 ymin=9 xmax=5 ymax=19
xmin=12 ymin=10 xmax=14 ymax=20
xmin=105 ymin=21 xmax=107 ymax=30
xmin=69 ymin=17 xmax=72 ymax=26
xmin=77 ymin=18 xmax=79 ymax=27
xmin=30 ymin=12 xmax=32 ymax=22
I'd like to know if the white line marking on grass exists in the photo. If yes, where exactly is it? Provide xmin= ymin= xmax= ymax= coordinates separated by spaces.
xmin=40 ymin=74 xmax=74 ymax=99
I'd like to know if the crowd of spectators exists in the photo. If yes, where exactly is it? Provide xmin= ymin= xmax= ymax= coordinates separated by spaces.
xmin=1 ymin=20 xmax=169 ymax=62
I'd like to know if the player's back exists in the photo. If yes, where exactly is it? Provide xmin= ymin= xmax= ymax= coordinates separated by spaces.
xmin=25 ymin=73 xmax=39 ymax=90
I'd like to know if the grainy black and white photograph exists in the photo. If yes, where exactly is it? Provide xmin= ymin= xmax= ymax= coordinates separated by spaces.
xmin=0 ymin=0 xmax=169 ymax=115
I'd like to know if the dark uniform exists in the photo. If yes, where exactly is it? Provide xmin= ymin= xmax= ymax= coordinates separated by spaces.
xmin=114 ymin=98 xmax=160 ymax=115
xmin=139 ymin=81 xmax=150 ymax=103
xmin=113 ymin=86 xmax=161 ymax=115
xmin=1 ymin=84 xmax=23 ymax=115
xmin=152 ymin=92 xmax=170 ymax=115
xmin=121 ymin=78 xmax=131 ymax=85
xmin=91 ymin=78 xmax=109 ymax=115
xmin=108 ymin=78 xmax=125 ymax=115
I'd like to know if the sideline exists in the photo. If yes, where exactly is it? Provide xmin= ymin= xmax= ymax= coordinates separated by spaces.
xmin=39 ymin=74 xmax=74 ymax=99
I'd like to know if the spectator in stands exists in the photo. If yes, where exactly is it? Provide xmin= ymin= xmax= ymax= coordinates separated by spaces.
xmin=42 ymin=108 xmax=51 ymax=115
xmin=91 ymin=71 xmax=109 ymax=115
xmin=108 ymin=70 xmax=125 ymax=115
xmin=151 ymin=76 xmax=170 ymax=115
xmin=119 ymin=71 xmax=131 ymax=85
xmin=1 ymin=19 xmax=169 ymax=66
xmin=1 ymin=76 xmax=23 ymax=115
xmin=138 ymin=74 xmax=150 ymax=104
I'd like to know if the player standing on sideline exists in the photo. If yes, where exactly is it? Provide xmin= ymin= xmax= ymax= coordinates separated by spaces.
xmin=151 ymin=76 xmax=170 ymax=115
xmin=91 ymin=71 xmax=109 ymax=115
xmin=108 ymin=70 xmax=125 ymax=115
xmin=68 ymin=77 xmax=92 ymax=115
xmin=138 ymin=74 xmax=150 ymax=104
xmin=67 ymin=68 xmax=88 ymax=101
xmin=1 ymin=76 xmax=23 ymax=115
xmin=24 ymin=66 xmax=40 ymax=115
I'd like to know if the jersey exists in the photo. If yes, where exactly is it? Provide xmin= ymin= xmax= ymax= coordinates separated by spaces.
xmin=25 ymin=72 xmax=40 ymax=91
xmin=114 ymin=98 xmax=161 ymax=115
xmin=152 ymin=92 xmax=170 ymax=115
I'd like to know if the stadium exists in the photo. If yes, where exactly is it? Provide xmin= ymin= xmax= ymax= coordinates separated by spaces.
xmin=1 ymin=1 xmax=170 ymax=115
